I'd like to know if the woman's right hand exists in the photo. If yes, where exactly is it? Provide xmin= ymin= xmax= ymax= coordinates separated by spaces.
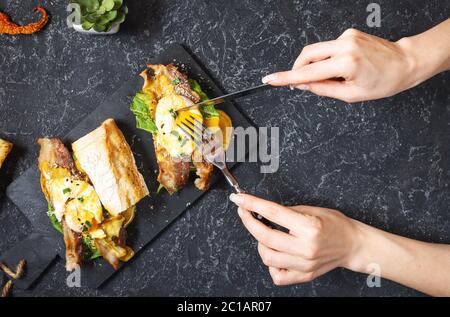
xmin=230 ymin=193 xmax=450 ymax=296
xmin=262 ymin=22 xmax=450 ymax=103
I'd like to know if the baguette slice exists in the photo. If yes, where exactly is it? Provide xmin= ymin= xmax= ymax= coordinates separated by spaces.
xmin=72 ymin=119 xmax=149 ymax=216
xmin=0 ymin=139 xmax=13 ymax=169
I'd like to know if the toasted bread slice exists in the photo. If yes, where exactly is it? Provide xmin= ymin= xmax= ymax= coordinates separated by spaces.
xmin=72 ymin=119 xmax=149 ymax=216
xmin=0 ymin=139 xmax=13 ymax=169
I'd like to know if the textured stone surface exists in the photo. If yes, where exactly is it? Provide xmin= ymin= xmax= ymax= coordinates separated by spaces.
xmin=0 ymin=0 xmax=449 ymax=296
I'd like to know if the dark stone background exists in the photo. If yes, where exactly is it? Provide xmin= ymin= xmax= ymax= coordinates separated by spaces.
xmin=0 ymin=0 xmax=449 ymax=296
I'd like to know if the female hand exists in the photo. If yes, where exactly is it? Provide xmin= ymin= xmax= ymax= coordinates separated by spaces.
xmin=230 ymin=193 xmax=450 ymax=295
xmin=229 ymin=193 xmax=361 ymax=285
xmin=262 ymin=23 xmax=450 ymax=103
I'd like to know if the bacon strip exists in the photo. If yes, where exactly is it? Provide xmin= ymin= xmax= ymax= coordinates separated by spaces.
xmin=166 ymin=64 xmax=201 ymax=103
xmin=37 ymin=138 xmax=75 ymax=173
xmin=192 ymin=148 xmax=213 ymax=191
xmin=62 ymin=219 xmax=83 ymax=271
xmin=94 ymin=239 xmax=119 ymax=270
xmin=37 ymin=138 xmax=84 ymax=272
xmin=154 ymin=142 xmax=190 ymax=194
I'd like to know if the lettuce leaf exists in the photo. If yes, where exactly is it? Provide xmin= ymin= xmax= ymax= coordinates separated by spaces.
xmin=130 ymin=92 xmax=157 ymax=134
xmin=83 ymin=235 xmax=101 ymax=260
xmin=156 ymin=183 xmax=165 ymax=194
xmin=189 ymin=79 xmax=209 ymax=101
xmin=47 ymin=202 xmax=63 ymax=234
xmin=188 ymin=79 xmax=219 ymax=119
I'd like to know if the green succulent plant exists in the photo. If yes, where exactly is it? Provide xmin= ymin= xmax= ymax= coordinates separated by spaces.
xmin=70 ymin=0 xmax=128 ymax=32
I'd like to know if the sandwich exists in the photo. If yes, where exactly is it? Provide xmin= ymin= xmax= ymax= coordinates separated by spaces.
xmin=38 ymin=118 xmax=149 ymax=271
xmin=130 ymin=64 xmax=232 ymax=194
xmin=0 ymin=139 xmax=13 ymax=169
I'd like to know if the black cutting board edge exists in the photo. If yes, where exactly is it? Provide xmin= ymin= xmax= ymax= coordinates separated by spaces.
xmin=2 ymin=43 xmax=256 ymax=289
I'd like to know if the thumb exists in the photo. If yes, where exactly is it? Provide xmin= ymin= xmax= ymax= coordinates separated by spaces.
xmin=296 ymin=80 xmax=358 ymax=103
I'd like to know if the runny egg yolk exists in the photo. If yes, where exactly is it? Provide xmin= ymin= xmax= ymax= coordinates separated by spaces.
xmin=155 ymin=94 xmax=202 ymax=157
xmin=47 ymin=176 xmax=103 ymax=233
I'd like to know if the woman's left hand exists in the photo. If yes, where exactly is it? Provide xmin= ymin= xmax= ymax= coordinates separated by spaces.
xmin=229 ymin=193 xmax=362 ymax=285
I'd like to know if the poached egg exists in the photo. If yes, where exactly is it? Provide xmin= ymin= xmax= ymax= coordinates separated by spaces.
xmin=155 ymin=94 xmax=202 ymax=158
xmin=46 ymin=174 xmax=103 ymax=233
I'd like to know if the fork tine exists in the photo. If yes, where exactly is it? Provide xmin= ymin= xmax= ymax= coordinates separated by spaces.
xmin=184 ymin=116 xmax=204 ymax=137
xmin=182 ymin=114 xmax=211 ymax=143
xmin=177 ymin=123 xmax=194 ymax=141
xmin=176 ymin=112 xmax=221 ymax=151
xmin=188 ymin=114 xmax=214 ymax=140
xmin=178 ymin=121 xmax=203 ymax=147
xmin=179 ymin=121 xmax=201 ymax=140
xmin=183 ymin=121 xmax=203 ymax=141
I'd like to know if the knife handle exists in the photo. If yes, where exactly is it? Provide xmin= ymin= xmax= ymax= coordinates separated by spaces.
xmin=222 ymin=167 xmax=267 ymax=222
xmin=222 ymin=167 xmax=244 ymax=194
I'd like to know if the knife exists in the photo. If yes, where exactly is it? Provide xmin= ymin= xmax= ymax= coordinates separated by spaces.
xmin=177 ymin=83 xmax=274 ymax=111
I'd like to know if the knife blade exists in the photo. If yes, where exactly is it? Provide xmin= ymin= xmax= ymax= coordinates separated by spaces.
xmin=177 ymin=83 xmax=274 ymax=111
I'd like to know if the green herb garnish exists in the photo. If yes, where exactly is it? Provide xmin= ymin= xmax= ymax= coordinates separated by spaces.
xmin=180 ymin=137 xmax=188 ymax=146
xmin=172 ymin=78 xmax=181 ymax=85
xmin=63 ymin=187 xmax=71 ymax=194
xmin=82 ymin=220 xmax=92 ymax=232
xmin=169 ymin=108 xmax=177 ymax=119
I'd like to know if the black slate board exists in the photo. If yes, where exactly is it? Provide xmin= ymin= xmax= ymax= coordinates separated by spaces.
xmin=3 ymin=44 xmax=255 ymax=289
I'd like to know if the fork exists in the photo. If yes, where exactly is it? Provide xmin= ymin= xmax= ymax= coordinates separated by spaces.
xmin=176 ymin=114 xmax=244 ymax=193
xmin=177 ymin=114 xmax=265 ymax=221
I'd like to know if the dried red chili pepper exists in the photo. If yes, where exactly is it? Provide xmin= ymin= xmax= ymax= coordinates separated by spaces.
xmin=0 ymin=6 xmax=49 ymax=35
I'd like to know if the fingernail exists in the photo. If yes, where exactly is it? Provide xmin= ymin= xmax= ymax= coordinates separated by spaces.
xmin=237 ymin=207 xmax=244 ymax=217
xmin=296 ymin=84 xmax=309 ymax=90
xmin=262 ymin=74 xmax=275 ymax=84
xmin=229 ymin=193 xmax=243 ymax=205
